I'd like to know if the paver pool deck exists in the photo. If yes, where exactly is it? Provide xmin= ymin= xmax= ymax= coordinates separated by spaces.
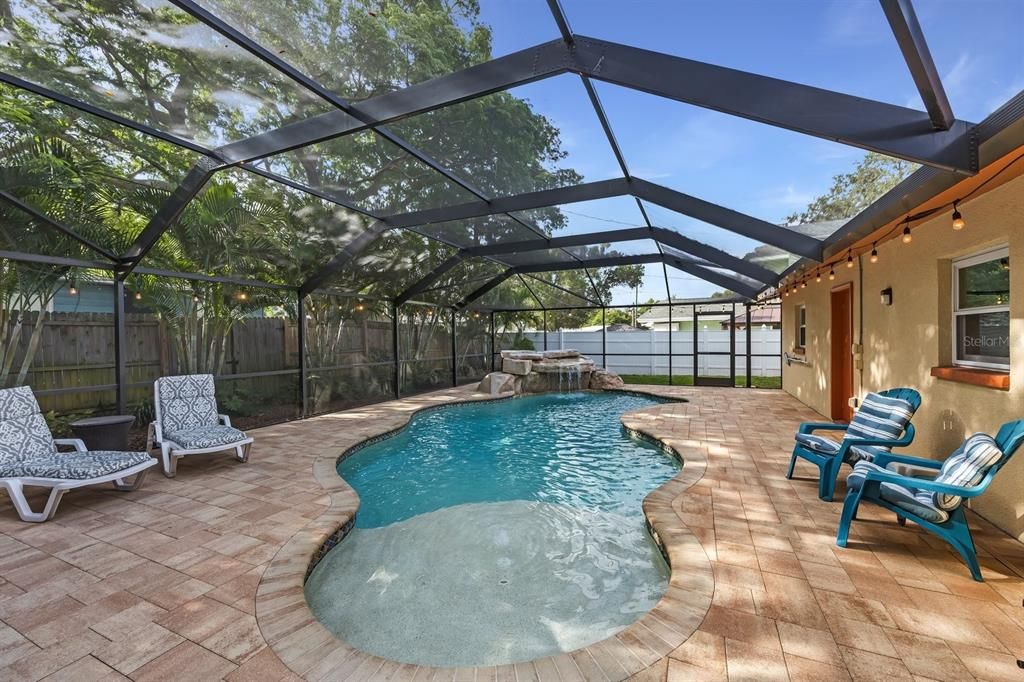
xmin=1 ymin=385 xmax=1023 ymax=681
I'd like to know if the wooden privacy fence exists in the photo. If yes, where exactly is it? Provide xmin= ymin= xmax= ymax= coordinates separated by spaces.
xmin=2 ymin=312 xmax=398 ymax=415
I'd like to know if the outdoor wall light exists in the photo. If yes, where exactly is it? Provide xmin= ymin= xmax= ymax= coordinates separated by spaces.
xmin=880 ymin=287 xmax=893 ymax=306
xmin=952 ymin=201 xmax=965 ymax=230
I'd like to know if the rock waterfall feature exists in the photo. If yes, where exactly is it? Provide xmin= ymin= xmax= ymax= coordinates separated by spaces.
xmin=477 ymin=350 xmax=624 ymax=395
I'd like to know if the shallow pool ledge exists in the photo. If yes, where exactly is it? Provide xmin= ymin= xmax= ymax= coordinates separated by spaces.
xmin=255 ymin=385 xmax=715 ymax=681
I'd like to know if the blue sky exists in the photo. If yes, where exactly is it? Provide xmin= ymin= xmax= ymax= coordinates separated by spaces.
xmin=476 ymin=0 xmax=1024 ymax=304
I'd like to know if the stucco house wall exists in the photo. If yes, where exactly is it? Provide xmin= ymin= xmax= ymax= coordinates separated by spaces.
xmin=782 ymin=172 xmax=1024 ymax=539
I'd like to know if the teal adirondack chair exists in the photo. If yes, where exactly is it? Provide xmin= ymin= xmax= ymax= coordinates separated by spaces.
xmin=787 ymin=388 xmax=922 ymax=501
xmin=836 ymin=420 xmax=1024 ymax=581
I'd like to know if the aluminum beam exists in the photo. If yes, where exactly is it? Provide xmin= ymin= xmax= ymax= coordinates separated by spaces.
xmin=666 ymin=258 xmax=761 ymax=299
xmin=394 ymin=253 xmax=465 ymax=305
xmin=377 ymin=178 xmax=821 ymax=258
xmin=570 ymin=37 xmax=976 ymax=175
xmin=0 ymin=71 xmax=217 ymax=158
xmin=457 ymin=253 xmax=760 ymax=307
xmin=880 ymin=0 xmax=955 ymax=130
xmin=1 ymin=191 xmax=119 ymax=261
xmin=458 ymin=269 xmax=516 ymax=308
xmin=0 ymin=250 xmax=112 ymax=270
xmin=119 ymin=159 xmax=219 ymax=274
xmin=299 ymin=221 xmax=391 ymax=295
xmin=301 ymin=178 xmax=808 ymax=297
xmin=821 ymin=89 xmax=1024 ymax=262
xmin=214 ymin=36 xmax=976 ymax=174
xmin=214 ymin=40 xmax=572 ymax=164
xmin=521 ymin=273 xmax=601 ymax=305
xmin=461 ymin=225 xmax=777 ymax=284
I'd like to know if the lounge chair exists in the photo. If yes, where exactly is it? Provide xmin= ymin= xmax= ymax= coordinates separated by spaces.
xmin=786 ymin=388 xmax=921 ymax=501
xmin=148 ymin=374 xmax=253 ymax=477
xmin=0 ymin=386 xmax=156 ymax=522
xmin=837 ymin=420 xmax=1024 ymax=581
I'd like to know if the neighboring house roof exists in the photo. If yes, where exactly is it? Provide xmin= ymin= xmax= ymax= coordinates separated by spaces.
xmin=729 ymin=307 xmax=782 ymax=326
xmin=743 ymin=219 xmax=847 ymax=275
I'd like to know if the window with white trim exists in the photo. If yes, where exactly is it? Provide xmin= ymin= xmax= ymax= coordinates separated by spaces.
xmin=796 ymin=305 xmax=807 ymax=350
xmin=953 ymin=246 xmax=1009 ymax=370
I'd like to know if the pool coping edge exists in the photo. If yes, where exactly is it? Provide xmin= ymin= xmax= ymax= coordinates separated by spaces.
xmin=255 ymin=386 xmax=715 ymax=681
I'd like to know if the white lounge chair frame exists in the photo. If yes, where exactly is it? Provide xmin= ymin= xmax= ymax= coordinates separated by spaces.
xmin=0 ymin=438 xmax=155 ymax=523
xmin=148 ymin=377 xmax=253 ymax=478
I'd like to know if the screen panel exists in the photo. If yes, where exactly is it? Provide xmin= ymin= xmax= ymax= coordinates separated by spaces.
xmin=1 ymin=83 xmax=204 ymax=255
xmin=0 ymin=0 xmax=332 ymax=146
xmin=194 ymin=0 xmax=561 ymax=103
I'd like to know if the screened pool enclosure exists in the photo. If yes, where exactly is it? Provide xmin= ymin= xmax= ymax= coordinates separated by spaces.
xmin=2 ymin=0 xmax=1015 ymax=437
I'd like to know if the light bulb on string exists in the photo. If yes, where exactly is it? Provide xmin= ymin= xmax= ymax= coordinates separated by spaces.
xmin=870 ymin=244 xmax=878 ymax=264
xmin=846 ymin=251 xmax=854 ymax=268
xmin=902 ymin=223 xmax=912 ymax=244
xmin=828 ymin=267 xmax=836 ymax=281
xmin=951 ymin=201 xmax=965 ymax=231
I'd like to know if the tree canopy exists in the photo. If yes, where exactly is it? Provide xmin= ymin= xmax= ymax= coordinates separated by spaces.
xmin=785 ymin=152 xmax=916 ymax=225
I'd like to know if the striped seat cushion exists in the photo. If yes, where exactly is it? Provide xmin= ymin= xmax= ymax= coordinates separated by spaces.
xmin=844 ymin=392 xmax=915 ymax=444
xmin=794 ymin=433 xmax=840 ymax=454
xmin=931 ymin=434 xmax=1003 ymax=511
xmin=846 ymin=461 xmax=948 ymax=523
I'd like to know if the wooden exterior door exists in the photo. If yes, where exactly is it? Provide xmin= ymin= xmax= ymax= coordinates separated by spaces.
xmin=830 ymin=285 xmax=854 ymax=422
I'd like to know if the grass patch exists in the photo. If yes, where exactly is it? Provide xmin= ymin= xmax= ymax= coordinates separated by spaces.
xmin=619 ymin=374 xmax=781 ymax=389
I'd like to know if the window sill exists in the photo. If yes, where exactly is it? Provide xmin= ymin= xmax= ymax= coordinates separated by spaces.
xmin=930 ymin=366 xmax=1009 ymax=390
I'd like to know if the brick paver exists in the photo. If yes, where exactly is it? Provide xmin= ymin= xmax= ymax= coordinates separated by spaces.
xmin=0 ymin=386 xmax=1021 ymax=681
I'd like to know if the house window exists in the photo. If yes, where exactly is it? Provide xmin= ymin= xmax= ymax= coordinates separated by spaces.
xmin=796 ymin=305 xmax=807 ymax=350
xmin=953 ymin=246 xmax=1010 ymax=370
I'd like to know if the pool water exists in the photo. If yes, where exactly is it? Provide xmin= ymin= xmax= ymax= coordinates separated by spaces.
xmin=304 ymin=391 xmax=680 ymax=666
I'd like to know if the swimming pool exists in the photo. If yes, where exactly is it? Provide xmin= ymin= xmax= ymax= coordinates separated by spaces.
xmin=304 ymin=391 xmax=681 ymax=667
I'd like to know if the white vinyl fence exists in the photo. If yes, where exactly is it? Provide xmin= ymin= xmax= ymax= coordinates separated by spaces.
xmin=509 ymin=329 xmax=781 ymax=378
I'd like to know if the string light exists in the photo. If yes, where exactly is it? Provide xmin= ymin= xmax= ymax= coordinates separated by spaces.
xmin=846 ymin=250 xmax=854 ymax=268
xmin=951 ymin=201 xmax=965 ymax=230
xmin=68 ymin=281 xmax=78 ymax=296
xmin=815 ymin=271 xmax=822 ymax=283
xmin=238 ymin=292 xmax=248 ymax=301
xmin=902 ymin=223 xmax=912 ymax=244
xmin=869 ymin=243 xmax=878 ymax=263
xmin=801 ymin=280 xmax=807 ymax=288
xmin=192 ymin=291 xmax=200 ymax=303
xmin=354 ymin=303 xmax=365 ymax=312
xmin=828 ymin=267 xmax=836 ymax=281
xmin=134 ymin=291 xmax=142 ymax=301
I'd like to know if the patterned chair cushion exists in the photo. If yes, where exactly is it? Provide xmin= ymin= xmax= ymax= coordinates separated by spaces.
xmin=157 ymin=375 xmax=219 ymax=434
xmin=164 ymin=425 xmax=248 ymax=450
xmin=795 ymin=433 xmax=840 ymax=454
xmin=846 ymin=461 xmax=948 ymax=523
xmin=0 ymin=387 xmax=57 ymax=465
xmin=844 ymin=392 xmax=915 ymax=443
xmin=0 ymin=450 xmax=152 ymax=480
xmin=930 ymin=433 xmax=1003 ymax=511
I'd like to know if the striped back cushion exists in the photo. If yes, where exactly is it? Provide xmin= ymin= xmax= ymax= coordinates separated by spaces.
xmin=844 ymin=392 xmax=915 ymax=445
xmin=931 ymin=433 xmax=1003 ymax=511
